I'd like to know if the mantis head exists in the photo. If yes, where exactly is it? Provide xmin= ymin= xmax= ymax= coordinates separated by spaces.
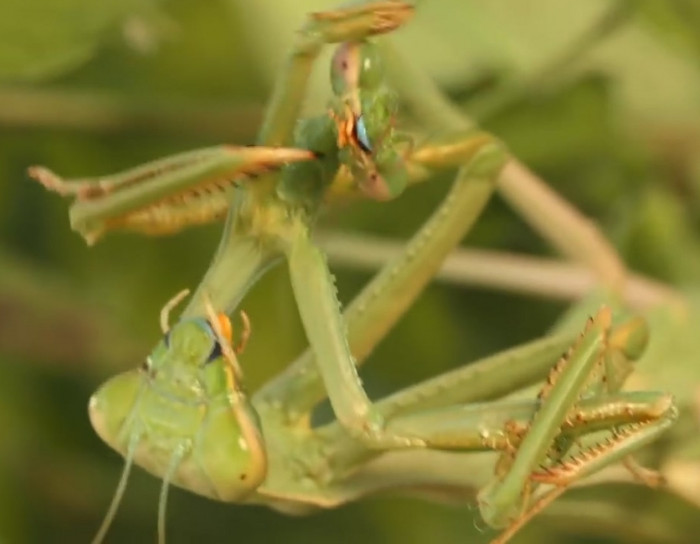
xmin=88 ymin=304 xmax=266 ymax=541
xmin=329 ymin=41 xmax=409 ymax=201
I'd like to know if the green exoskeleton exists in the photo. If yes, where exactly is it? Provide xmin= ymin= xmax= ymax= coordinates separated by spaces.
xmin=89 ymin=294 xmax=266 ymax=542
xmin=30 ymin=2 xmax=679 ymax=543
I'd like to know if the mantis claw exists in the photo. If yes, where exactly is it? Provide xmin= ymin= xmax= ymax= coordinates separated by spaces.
xmin=28 ymin=165 xmax=110 ymax=199
xmin=622 ymin=456 xmax=666 ymax=488
xmin=311 ymin=1 xmax=414 ymax=36
xmin=235 ymin=310 xmax=251 ymax=355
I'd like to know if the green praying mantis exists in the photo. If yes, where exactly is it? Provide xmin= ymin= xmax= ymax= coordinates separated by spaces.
xmin=28 ymin=1 xmax=688 ymax=543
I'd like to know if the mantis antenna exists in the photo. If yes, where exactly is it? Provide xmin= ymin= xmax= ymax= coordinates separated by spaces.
xmin=157 ymin=445 xmax=188 ymax=544
xmin=159 ymin=289 xmax=191 ymax=334
xmin=91 ymin=431 xmax=141 ymax=544
xmin=235 ymin=310 xmax=251 ymax=355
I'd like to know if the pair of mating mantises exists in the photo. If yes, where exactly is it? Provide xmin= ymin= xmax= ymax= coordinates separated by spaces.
xmin=29 ymin=2 xmax=684 ymax=543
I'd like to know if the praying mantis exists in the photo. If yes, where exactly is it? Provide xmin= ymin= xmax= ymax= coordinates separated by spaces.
xmin=28 ymin=1 xmax=691 ymax=542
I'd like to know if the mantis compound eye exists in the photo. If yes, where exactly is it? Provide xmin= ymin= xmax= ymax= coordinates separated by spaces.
xmin=354 ymin=115 xmax=373 ymax=154
xmin=330 ymin=41 xmax=384 ymax=97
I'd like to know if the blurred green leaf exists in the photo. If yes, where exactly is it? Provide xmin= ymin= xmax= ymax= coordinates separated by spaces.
xmin=634 ymin=0 xmax=700 ymax=61
xmin=1 ymin=2 xmax=700 ymax=543
xmin=0 ymin=0 xmax=164 ymax=82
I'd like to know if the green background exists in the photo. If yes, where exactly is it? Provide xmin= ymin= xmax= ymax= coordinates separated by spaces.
xmin=1 ymin=1 xmax=700 ymax=542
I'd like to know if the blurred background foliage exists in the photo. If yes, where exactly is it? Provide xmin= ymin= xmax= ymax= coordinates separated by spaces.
xmin=1 ymin=0 xmax=700 ymax=543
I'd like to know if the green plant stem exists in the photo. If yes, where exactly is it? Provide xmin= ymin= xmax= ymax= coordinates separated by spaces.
xmin=379 ymin=40 xmax=628 ymax=291
xmin=316 ymin=231 xmax=680 ymax=309
xmin=0 ymin=87 xmax=262 ymax=140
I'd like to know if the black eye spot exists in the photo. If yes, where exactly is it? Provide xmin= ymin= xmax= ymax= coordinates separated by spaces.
xmin=205 ymin=341 xmax=223 ymax=364
xmin=201 ymin=320 xmax=224 ymax=364
xmin=239 ymin=473 xmax=247 ymax=481
xmin=140 ymin=358 xmax=156 ymax=378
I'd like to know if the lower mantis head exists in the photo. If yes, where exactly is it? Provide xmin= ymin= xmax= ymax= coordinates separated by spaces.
xmin=88 ymin=311 xmax=265 ymax=541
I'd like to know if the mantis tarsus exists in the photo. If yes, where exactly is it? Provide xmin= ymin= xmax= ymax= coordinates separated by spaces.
xmin=29 ymin=1 xmax=682 ymax=542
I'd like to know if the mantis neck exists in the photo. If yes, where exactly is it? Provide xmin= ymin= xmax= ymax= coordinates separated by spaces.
xmin=182 ymin=187 xmax=316 ymax=318
xmin=181 ymin=192 xmax=282 ymax=317
xmin=183 ymin=113 xmax=340 ymax=319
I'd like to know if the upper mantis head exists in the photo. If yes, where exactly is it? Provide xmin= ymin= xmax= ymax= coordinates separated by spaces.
xmin=329 ymin=41 xmax=409 ymax=200
xmin=88 ymin=293 xmax=265 ymax=541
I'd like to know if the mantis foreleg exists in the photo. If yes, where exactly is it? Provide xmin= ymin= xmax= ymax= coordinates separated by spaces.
xmin=477 ymin=307 xmax=614 ymax=526
xmin=319 ymin=390 xmax=673 ymax=475
xmin=28 ymin=146 xmax=316 ymax=244
xmin=259 ymin=133 xmax=507 ymax=416
xmin=284 ymin=140 xmax=507 ymax=446
xmin=476 ymin=306 xmax=676 ymax=533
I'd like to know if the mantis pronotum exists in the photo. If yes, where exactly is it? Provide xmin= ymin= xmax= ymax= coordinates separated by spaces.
xmin=29 ymin=2 xmax=682 ymax=543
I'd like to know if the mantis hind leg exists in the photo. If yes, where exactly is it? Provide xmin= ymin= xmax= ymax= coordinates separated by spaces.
xmin=312 ymin=308 xmax=673 ymax=475
xmin=308 ymin=310 xmax=675 ymax=543
xmin=378 ymin=39 xmax=627 ymax=293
